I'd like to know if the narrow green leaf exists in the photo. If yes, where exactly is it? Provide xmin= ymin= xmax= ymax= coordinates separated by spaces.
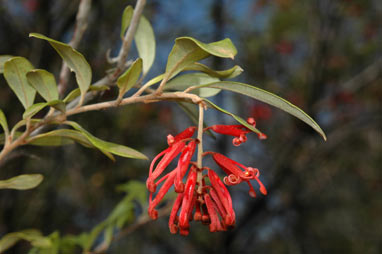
xmin=120 ymin=6 xmax=133 ymax=39
xmin=103 ymin=226 xmax=113 ymax=249
xmin=0 ymin=109 xmax=9 ymax=136
xmin=29 ymin=33 xmax=92 ymax=100
xmin=165 ymin=37 xmax=237 ymax=80
xmin=135 ymin=16 xmax=156 ymax=75
xmin=29 ymin=135 xmax=75 ymax=146
xmin=0 ymin=235 xmax=18 ymax=253
xmin=23 ymin=103 xmax=47 ymax=119
xmin=184 ymin=62 xmax=243 ymax=79
xmin=0 ymin=55 xmax=13 ymax=74
xmin=28 ymin=129 xmax=91 ymax=147
xmin=0 ymin=229 xmax=51 ymax=253
xmin=84 ymin=222 xmax=107 ymax=251
xmin=117 ymin=58 xmax=142 ymax=97
xmin=116 ymin=180 xmax=147 ymax=205
xmin=23 ymin=100 xmax=65 ymax=119
xmin=198 ymin=81 xmax=327 ymax=140
xmin=63 ymin=85 xmax=109 ymax=103
xmin=3 ymin=57 xmax=36 ymax=109
xmin=27 ymin=128 xmax=114 ymax=159
xmin=26 ymin=69 xmax=59 ymax=101
xmin=141 ymin=74 xmax=164 ymax=90
xmin=0 ymin=174 xmax=44 ymax=190
xmin=65 ymin=121 xmax=148 ymax=160
xmin=164 ymin=72 xmax=220 ymax=97
xmin=120 ymin=6 xmax=156 ymax=75
xmin=203 ymin=98 xmax=263 ymax=135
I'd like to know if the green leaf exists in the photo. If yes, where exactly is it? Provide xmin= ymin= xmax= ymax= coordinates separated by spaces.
xmin=3 ymin=57 xmax=36 ymax=109
xmin=165 ymin=37 xmax=237 ymax=80
xmin=29 ymin=33 xmax=92 ymax=101
xmin=63 ymin=85 xmax=109 ymax=103
xmin=164 ymin=72 xmax=220 ymax=97
xmin=120 ymin=6 xmax=156 ymax=75
xmin=117 ymin=58 xmax=142 ymax=97
xmin=203 ymin=98 xmax=263 ymax=135
xmin=0 ymin=55 xmax=13 ymax=74
xmin=26 ymin=69 xmax=59 ymax=101
xmin=198 ymin=81 xmax=327 ymax=140
xmin=23 ymin=100 xmax=65 ymax=119
xmin=0 ymin=109 xmax=9 ymax=136
xmin=135 ymin=16 xmax=156 ymax=75
xmin=27 ymin=128 xmax=114 ymax=160
xmin=103 ymin=226 xmax=113 ymax=250
xmin=0 ymin=229 xmax=51 ymax=253
xmin=116 ymin=180 xmax=147 ymax=206
xmin=140 ymin=74 xmax=164 ymax=90
xmin=28 ymin=129 xmax=91 ymax=147
xmin=0 ymin=174 xmax=44 ymax=190
xmin=65 ymin=121 xmax=148 ymax=160
xmin=84 ymin=222 xmax=106 ymax=251
xmin=105 ymin=197 xmax=134 ymax=226
xmin=184 ymin=62 xmax=243 ymax=79
xmin=120 ymin=6 xmax=133 ymax=39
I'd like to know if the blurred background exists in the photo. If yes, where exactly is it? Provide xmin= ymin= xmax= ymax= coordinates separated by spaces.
xmin=0 ymin=0 xmax=381 ymax=253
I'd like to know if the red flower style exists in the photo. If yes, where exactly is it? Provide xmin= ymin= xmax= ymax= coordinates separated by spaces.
xmin=146 ymin=126 xmax=196 ymax=193
xmin=209 ymin=152 xmax=267 ymax=198
xmin=147 ymin=127 xmax=197 ymax=220
xmin=205 ymin=117 xmax=267 ymax=146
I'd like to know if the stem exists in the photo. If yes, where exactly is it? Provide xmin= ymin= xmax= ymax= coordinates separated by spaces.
xmin=65 ymin=92 xmax=201 ymax=116
xmin=58 ymin=0 xmax=92 ymax=97
xmin=0 ymin=91 xmax=202 ymax=165
xmin=0 ymin=125 xmax=33 ymax=163
xmin=196 ymin=103 xmax=204 ymax=194
xmin=116 ymin=0 xmax=146 ymax=70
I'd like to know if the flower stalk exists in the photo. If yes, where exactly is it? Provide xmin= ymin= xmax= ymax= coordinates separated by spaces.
xmin=196 ymin=103 xmax=204 ymax=194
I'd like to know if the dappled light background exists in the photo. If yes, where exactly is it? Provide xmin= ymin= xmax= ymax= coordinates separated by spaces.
xmin=0 ymin=0 xmax=381 ymax=253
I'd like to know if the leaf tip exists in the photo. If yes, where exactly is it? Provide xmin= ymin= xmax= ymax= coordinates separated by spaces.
xmin=29 ymin=32 xmax=38 ymax=38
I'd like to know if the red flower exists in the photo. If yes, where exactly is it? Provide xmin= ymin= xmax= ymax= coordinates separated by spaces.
xmin=206 ymin=124 xmax=250 ymax=146
xmin=208 ymin=169 xmax=235 ymax=226
xmin=211 ymin=153 xmax=267 ymax=198
xmin=205 ymin=117 xmax=267 ymax=146
xmin=168 ymin=168 xmax=197 ymax=235
xmin=146 ymin=127 xmax=196 ymax=192
xmin=174 ymin=140 xmax=197 ymax=193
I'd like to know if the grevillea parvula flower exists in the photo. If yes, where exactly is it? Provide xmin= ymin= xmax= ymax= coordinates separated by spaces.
xmin=146 ymin=119 xmax=267 ymax=235
xmin=205 ymin=117 xmax=267 ymax=146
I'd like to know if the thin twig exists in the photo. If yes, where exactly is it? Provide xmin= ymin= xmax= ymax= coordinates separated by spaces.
xmin=65 ymin=92 xmax=202 ymax=116
xmin=58 ymin=0 xmax=92 ymax=97
xmin=115 ymin=0 xmax=146 ymax=72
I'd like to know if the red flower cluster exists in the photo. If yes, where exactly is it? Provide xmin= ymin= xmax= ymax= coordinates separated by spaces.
xmin=146 ymin=120 xmax=267 ymax=236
